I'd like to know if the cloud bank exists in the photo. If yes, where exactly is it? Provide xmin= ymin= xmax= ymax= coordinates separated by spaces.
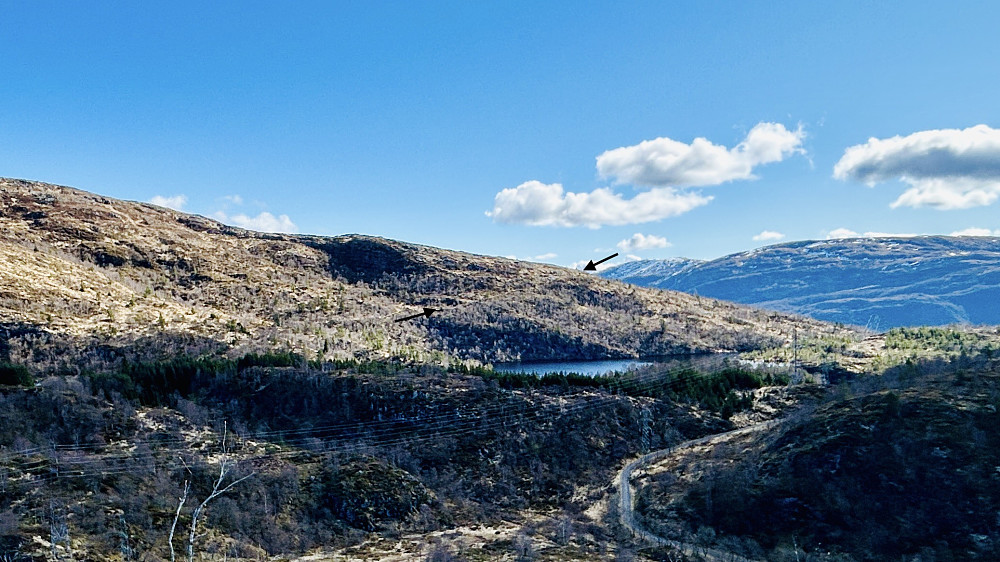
xmin=950 ymin=227 xmax=1000 ymax=236
xmin=149 ymin=194 xmax=187 ymax=211
xmin=488 ymin=181 xmax=711 ymax=228
xmin=213 ymin=210 xmax=298 ymax=233
xmin=834 ymin=124 xmax=1000 ymax=209
xmin=752 ymin=230 xmax=785 ymax=242
xmin=617 ymin=233 xmax=670 ymax=252
xmin=825 ymin=228 xmax=918 ymax=239
xmin=597 ymin=122 xmax=805 ymax=187
xmin=489 ymin=123 xmax=804 ymax=228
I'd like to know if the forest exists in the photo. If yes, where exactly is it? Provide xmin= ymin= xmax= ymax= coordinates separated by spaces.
xmin=0 ymin=351 xmax=782 ymax=561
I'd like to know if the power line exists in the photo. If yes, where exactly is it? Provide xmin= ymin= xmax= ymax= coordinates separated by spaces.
xmin=5 ymin=363 xmax=786 ymax=487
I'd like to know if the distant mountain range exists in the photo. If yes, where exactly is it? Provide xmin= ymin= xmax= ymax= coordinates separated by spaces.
xmin=602 ymin=236 xmax=1000 ymax=329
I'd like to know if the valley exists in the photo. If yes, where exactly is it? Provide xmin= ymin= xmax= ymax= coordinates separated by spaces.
xmin=1 ymin=179 xmax=999 ymax=561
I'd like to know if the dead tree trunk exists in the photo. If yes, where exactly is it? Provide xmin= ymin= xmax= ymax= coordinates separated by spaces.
xmin=168 ymin=480 xmax=189 ymax=562
xmin=167 ymin=422 xmax=254 ymax=562
xmin=185 ymin=423 xmax=254 ymax=562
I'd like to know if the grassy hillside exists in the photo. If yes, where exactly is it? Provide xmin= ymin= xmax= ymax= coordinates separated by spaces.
xmin=0 ymin=178 xmax=847 ymax=370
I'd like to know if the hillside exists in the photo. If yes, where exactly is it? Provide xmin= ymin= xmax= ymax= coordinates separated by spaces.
xmin=5 ymin=178 xmax=1000 ymax=561
xmin=602 ymin=236 xmax=1000 ymax=329
xmin=0 ymin=353 xmax=748 ymax=561
xmin=632 ymin=357 xmax=1000 ymax=560
xmin=0 ymin=178 xmax=845 ymax=370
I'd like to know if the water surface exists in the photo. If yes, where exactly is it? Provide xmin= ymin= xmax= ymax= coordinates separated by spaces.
xmin=494 ymin=358 xmax=651 ymax=377
xmin=494 ymin=354 xmax=735 ymax=377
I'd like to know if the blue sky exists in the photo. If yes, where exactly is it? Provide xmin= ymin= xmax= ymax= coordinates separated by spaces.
xmin=3 ymin=2 xmax=1000 ymax=266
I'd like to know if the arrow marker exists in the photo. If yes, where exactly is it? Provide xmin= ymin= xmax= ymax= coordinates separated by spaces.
xmin=584 ymin=253 xmax=619 ymax=271
xmin=394 ymin=307 xmax=438 ymax=323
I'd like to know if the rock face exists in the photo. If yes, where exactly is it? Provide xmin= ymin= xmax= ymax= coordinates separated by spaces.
xmin=602 ymin=237 xmax=1000 ymax=329
xmin=0 ymin=178 xmax=845 ymax=368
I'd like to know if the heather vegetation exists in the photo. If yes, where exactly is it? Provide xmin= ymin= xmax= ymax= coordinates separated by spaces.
xmin=0 ymin=351 xmax=794 ymax=560
xmin=633 ymin=350 xmax=1000 ymax=561
xmin=0 ymin=179 xmax=849 ymax=372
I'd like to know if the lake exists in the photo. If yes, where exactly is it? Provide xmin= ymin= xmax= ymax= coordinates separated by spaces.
xmin=494 ymin=354 xmax=735 ymax=377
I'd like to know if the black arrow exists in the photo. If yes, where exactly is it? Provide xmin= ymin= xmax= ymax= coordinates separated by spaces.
xmin=394 ymin=307 xmax=438 ymax=323
xmin=584 ymin=253 xmax=618 ymax=271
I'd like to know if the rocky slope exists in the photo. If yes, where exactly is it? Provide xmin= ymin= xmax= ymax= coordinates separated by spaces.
xmin=602 ymin=236 xmax=1000 ymax=329
xmin=634 ymin=359 xmax=1000 ymax=560
xmin=0 ymin=178 xmax=845 ymax=370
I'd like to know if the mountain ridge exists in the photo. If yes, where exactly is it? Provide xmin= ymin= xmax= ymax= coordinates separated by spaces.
xmin=0 ymin=178 xmax=846 ymax=370
xmin=602 ymin=236 xmax=1000 ymax=329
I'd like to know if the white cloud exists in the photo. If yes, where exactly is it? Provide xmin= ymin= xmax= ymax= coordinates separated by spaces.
xmin=826 ymin=228 xmax=859 ymax=239
xmin=752 ymin=230 xmax=785 ymax=242
xmin=533 ymin=253 xmax=558 ymax=261
xmin=596 ymin=122 xmax=805 ymax=188
xmin=213 ymin=211 xmax=298 ymax=233
xmin=950 ymin=227 xmax=1000 ymax=236
xmin=862 ymin=231 xmax=918 ymax=238
xmin=826 ymin=226 xmax=999 ymax=239
xmin=825 ymin=228 xmax=918 ymax=239
xmin=833 ymin=124 xmax=1000 ymax=210
xmin=487 ymin=181 xmax=712 ymax=228
xmin=489 ymin=123 xmax=803 ymax=228
xmin=617 ymin=233 xmax=671 ymax=252
xmin=888 ymin=178 xmax=1000 ymax=209
xmin=221 ymin=194 xmax=244 ymax=205
xmin=149 ymin=194 xmax=187 ymax=211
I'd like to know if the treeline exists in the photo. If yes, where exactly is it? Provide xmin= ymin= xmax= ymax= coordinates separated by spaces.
xmin=885 ymin=325 xmax=1000 ymax=354
xmin=7 ymin=351 xmax=788 ymax=421
xmin=483 ymin=366 xmax=789 ymax=418
xmin=82 ymin=352 xmax=425 ymax=408
xmin=648 ymin=367 xmax=788 ymax=418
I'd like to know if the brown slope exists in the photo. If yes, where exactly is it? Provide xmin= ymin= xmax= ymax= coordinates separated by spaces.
xmin=0 ymin=178 xmax=854 ymax=369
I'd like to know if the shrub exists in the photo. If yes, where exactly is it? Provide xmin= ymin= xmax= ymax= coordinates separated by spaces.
xmin=0 ymin=362 xmax=33 ymax=387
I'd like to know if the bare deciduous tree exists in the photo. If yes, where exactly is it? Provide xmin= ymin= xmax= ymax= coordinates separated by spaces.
xmin=554 ymin=514 xmax=574 ymax=546
xmin=168 ymin=423 xmax=255 ymax=562
xmin=117 ymin=514 xmax=136 ymax=561
xmin=168 ymin=479 xmax=189 ymax=562
xmin=512 ymin=532 xmax=535 ymax=562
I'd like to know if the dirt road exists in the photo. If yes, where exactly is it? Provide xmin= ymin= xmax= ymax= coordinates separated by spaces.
xmin=614 ymin=420 xmax=780 ymax=561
